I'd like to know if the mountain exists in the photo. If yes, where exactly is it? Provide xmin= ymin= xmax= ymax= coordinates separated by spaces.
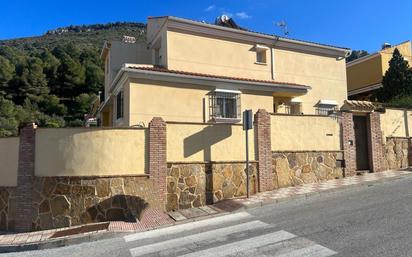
xmin=0 ymin=22 xmax=146 ymax=52
xmin=0 ymin=22 xmax=146 ymax=137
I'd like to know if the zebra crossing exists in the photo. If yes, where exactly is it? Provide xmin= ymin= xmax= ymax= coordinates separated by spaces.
xmin=124 ymin=212 xmax=337 ymax=257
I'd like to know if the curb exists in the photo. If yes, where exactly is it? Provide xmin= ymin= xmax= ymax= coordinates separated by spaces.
xmin=0 ymin=231 xmax=127 ymax=253
xmin=230 ymin=173 xmax=411 ymax=212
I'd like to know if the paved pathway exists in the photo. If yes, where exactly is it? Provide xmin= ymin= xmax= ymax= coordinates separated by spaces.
xmin=0 ymin=169 xmax=410 ymax=250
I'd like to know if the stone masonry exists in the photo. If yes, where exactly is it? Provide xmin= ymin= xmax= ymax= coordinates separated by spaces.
xmin=31 ymin=176 xmax=161 ymax=231
xmin=0 ymin=188 xmax=15 ymax=231
xmin=382 ymin=137 xmax=410 ymax=171
xmin=166 ymin=162 xmax=257 ymax=212
xmin=272 ymin=151 xmax=344 ymax=188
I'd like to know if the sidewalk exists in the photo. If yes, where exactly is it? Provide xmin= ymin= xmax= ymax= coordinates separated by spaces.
xmin=0 ymin=169 xmax=410 ymax=253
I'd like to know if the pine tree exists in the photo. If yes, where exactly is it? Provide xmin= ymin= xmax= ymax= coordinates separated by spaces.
xmin=376 ymin=48 xmax=412 ymax=102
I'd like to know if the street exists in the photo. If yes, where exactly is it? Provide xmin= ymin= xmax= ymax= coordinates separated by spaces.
xmin=2 ymin=174 xmax=412 ymax=257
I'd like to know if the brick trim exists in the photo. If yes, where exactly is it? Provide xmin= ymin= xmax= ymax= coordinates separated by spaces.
xmin=341 ymin=112 xmax=356 ymax=176
xmin=368 ymin=112 xmax=384 ymax=172
xmin=148 ymin=117 xmax=167 ymax=208
xmin=254 ymin=109 xmax=273 ymax=192
xmin=15 ymin=123 xmax=37 ymax=232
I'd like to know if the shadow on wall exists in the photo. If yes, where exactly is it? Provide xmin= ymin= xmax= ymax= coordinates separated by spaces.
xmin=184 ymin=125 xmax=232 ymax=161
xmin=85 ymin=195 xmax=149 ymax=223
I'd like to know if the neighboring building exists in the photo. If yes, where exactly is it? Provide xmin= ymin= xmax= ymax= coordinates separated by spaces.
xmin=346 ymin=41 xmax=412 ymax=100
xmin=98 ymin=16 xmax=351 ymax=127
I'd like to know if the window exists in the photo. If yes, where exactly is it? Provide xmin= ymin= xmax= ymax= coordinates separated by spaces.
xmin=255 ymin=44 xmax=269 ymax=64
xmin=316 ymin=100 xmax=338 ymax=116
xmin=116 ymin=91 xmax=124 ymax=119
xmin=209 ymin=90 xmax=241 ymax=121
xmin=256 ymin=51 xmax=267 ymax=64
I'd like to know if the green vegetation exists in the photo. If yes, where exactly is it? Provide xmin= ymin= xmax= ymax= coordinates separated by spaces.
xmin=0 ymin=22 xmax=146 ymax=136
xmin=346 ymin=50 xmax=369 ymax=63
xmin=376 ymin=48 xmax=412 ymax=105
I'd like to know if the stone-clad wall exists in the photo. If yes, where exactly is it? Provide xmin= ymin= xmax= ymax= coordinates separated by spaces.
xmin=31 ymin=176 xmax=161 ymax=231
xmin=0 ymin=187 xmax=15 ymax=231
xmin=166 ymin=162 xmax=257 ymax=212
xmin=382 ymin=138 xmax=410 ymax=170
xmin=272 ymin=151 xmax=344 ymax=188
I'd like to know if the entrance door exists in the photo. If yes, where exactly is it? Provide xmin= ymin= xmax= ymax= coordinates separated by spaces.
xmin=353 ymin=115 xmax=370 ymax=170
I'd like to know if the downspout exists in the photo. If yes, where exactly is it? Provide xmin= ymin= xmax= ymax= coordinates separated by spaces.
xmin=271 ymin=36 xmax=280 ymax=80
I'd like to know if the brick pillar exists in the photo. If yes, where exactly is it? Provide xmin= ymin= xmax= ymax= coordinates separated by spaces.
xmin=15 ymin=123 xmax=37 ymax=232
xmin=254 ymin=109 xmax=273 ymax=192
xmin=341 ymin=112 xmax=356 ymax=176
xmin=149 ymin=117 xmax=167 ymax=208
xmin=368 ymin=112 xmax=384 ymax=172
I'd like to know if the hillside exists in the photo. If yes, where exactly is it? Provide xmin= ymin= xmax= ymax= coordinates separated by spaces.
xmin=0 ymin=22 xmax=146 ymax=52
xmin=0 ymin=22 xmax=146 ymax=137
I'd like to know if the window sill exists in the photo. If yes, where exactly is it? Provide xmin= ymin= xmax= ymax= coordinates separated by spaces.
xmin=254 ymin=62 xmax=267 ymax=66
xmin=210 ymin=117 xmax=241 ymax=124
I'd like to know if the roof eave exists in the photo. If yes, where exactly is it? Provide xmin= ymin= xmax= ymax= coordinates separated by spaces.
xmin=124 ymin=67 xmax=310 ymax=93
xmin=164 ymin=16 xmax=351 ymax=57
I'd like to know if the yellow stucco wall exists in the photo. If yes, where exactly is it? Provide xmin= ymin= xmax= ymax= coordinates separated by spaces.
xmin=166 ymin=30 xmax=347 ymax=115
xmin=35 ymin=128 xmax=147 ymax=176
xmin=347 ymin=55 xmax=382 ymax=91
xmin=273 ymin=49 xmax=347 ymax=114
xmin=167 ymin=123 xmax=254 ymax=162
xmin=380 ymin=109 xmax=409 ymax=138
xmin=271 ymin=115 xmax=341 ymax=151
xmin=167 ymin=30 xmax=272 ymax=81
xmin=128 ymin=79 xmax=274 ymax=125
xmin=0 ymin=137 xmax=19 ymax=186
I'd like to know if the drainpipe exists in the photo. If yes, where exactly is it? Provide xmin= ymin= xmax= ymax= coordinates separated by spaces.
xmin=404 ymin=109 xmax=410 ymax=138
xmin=271 ymin=36 xmax=280 ymax=80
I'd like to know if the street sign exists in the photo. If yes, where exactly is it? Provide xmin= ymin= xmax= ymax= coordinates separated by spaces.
xmin=243 ymin=109 xmax=253 ymax=130
xmin=243 ymin=110 xmax=253 ymax=198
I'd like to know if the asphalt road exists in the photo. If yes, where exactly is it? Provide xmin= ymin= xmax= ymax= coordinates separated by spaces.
xmin=3 ymin=174 xmax=412 ymax=257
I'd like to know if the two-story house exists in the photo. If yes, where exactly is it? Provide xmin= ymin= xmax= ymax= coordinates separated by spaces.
xmin=346 ymin=41 xmax=412 ymax=100
xmin=98 ymin=16 xmax=351 ymax=127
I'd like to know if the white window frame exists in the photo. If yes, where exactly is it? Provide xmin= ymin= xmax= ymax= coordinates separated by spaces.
xmin=209 ymin=89 xmax=241 ymax=123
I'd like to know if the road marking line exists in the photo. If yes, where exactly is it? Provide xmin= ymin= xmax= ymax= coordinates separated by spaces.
xmin=124 ymin=212 xmax=251 ymax=242
xmin=275 ymin=244 xmax=337 ymax=257
xmin=129 ymin=220 xmax=269 ymax=256
xmin=178 ymin=230 xmax=296 ymax=257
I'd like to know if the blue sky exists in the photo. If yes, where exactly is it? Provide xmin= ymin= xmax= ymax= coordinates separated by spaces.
xmin=1 ymin=0 xmax=411 ymax=53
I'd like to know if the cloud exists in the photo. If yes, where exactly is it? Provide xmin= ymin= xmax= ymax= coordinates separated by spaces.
xmin=204 ymin=5 xmax=216 ymax=12
xmin=235 ymin=12 xmax=252 ymax=19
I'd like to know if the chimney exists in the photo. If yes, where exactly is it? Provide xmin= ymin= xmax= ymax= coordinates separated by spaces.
xmin=381 ymin=43 xmax=392 ymax=50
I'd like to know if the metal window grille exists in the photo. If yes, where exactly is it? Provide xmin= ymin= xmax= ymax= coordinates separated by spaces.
xmin=316 ymin=105 xmax=337 ymax=116
xmin=209 ymin=92 xmax=241 ymax=120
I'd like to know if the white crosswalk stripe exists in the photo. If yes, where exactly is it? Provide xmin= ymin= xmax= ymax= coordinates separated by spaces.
xmin=126 ymin=213 xmax=337 ymax=257
xmin=124 ymin=212 xmax=251 ymax=242
xmin=129 ymin=220 xmax=268 ymax=256
xmin=178 ymin=230 xmax=297 ymax=257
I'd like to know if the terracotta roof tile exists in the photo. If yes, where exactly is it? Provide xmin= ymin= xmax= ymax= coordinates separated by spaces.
xmin=127 ymin=66 xmax=310 ymax=89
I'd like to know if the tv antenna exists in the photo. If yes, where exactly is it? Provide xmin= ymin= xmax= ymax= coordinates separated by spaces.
xmin=276 ymin=21 xmax=289 ymax=37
